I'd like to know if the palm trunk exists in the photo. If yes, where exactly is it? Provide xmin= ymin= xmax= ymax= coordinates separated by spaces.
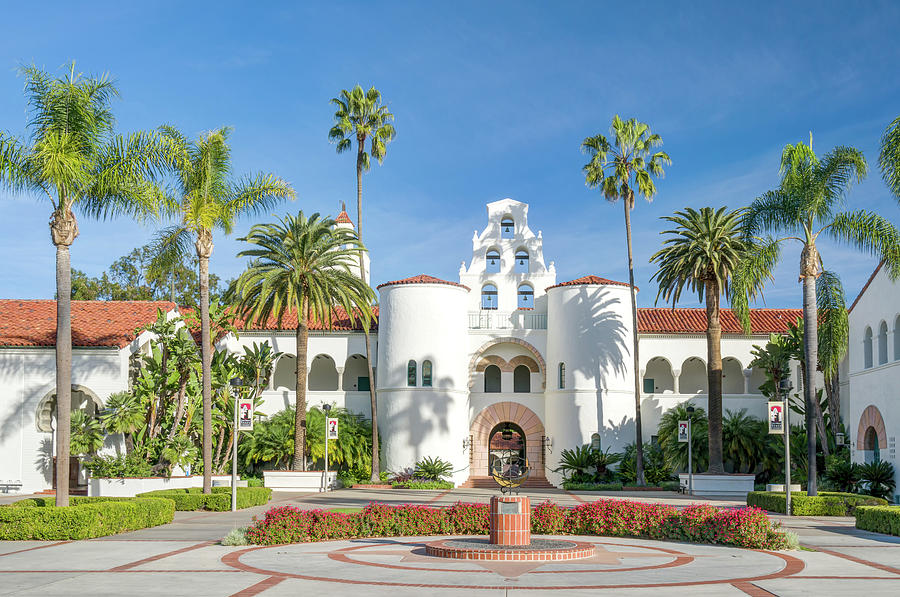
xmin=623 ymin=195 xmax=644 ymax=485
xmin=292 ymin=299 xmax=309 ymax=471
xmin=801 ymin=248 xmax=819 ymax=495
xmin=705 ymin=281 xmax=725 ymax=474
xmin=196 ymin=232 xmax=213 ymax=494
xmin=124 ymin=433 xmax=134 ymax=456
xmin=356 ymin=142 xmax=380 ymax=483
xmin=824 ymin=372 xmax=840 ymax=436
xmin=51 ymin=206 xmax=77 ymax=507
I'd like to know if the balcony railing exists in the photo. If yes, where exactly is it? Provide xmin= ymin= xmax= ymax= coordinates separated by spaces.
xmin=468 ymin=311 xmax=547 ymax=330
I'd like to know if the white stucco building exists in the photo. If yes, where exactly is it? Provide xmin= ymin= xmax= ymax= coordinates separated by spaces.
xmin=846 ymin=262 xmax=900 ymax=502
xmin=1 ymin=199 xmax=807 ymax=493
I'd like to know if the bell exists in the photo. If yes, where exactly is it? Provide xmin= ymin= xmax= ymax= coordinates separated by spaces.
xmin=489 ymin=258 xmax=496 ymax=265
xmin=503 ymin=225 xmax=512 ymax=233
xmin=519 ymin=259 xmax=525 ymax=265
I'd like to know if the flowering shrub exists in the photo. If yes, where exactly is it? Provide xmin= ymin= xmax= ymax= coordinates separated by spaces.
xmin=246 ymin=498 xmax=788 ymax=549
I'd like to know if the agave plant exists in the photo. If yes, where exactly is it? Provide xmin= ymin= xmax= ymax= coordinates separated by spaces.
xmin=414 ymin=456 xmax=454 ymax=481
xmin=859 ymin=460 xmax=896 ymax=500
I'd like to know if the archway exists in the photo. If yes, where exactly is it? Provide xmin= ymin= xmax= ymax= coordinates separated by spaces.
xmin=36 ymin=385 xmax=103 ymax=432
xmin=468 ymin=337 xmax=546 ymax=390
xmin=467 ymin=401 xmax=545 ymax=483
xmin=487 ymin=422 xmax=526 ymax=476
xmin=857 ymin=404 xmax=887 ymax=463
xmin=309 ymin=354 xmax=338 ymax=391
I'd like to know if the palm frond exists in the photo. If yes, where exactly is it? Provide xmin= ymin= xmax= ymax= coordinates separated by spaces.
xmin=816 ymin=270 xmax=849 ymax=376
xmin=880 ymin=115 xmax=900 ymax=200
xmin=824 ymin=210 xmax=900 ymax=279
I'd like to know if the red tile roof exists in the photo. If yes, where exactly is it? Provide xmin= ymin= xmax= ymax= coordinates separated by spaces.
xmin=234 ymin=306 xmax=379 ymax=332
xmin=376 ymin=274 xmax=470 ymax=291
xmin=0 ymin=300 xmax=177 ymax=348
xmin=546 ymin=275 xmax=633 ymax=290
xmin=637 ymin=308 xmax=803 ymax=334
xmin=335 ymin=210 xmax=353 ymax=225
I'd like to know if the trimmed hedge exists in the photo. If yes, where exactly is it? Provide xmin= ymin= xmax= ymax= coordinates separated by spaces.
xmin=562 ymin=482 xmax=624 ymax=491
xmin=246 ymin=499 xmax=788 ymax=549
xmin=747 ymin=491 xmax=887 ymax=515
xmin=855 ymin=506 xmax=900 ymax=536
xmin=137 ymin=486 xmax=272 ymax=511
xmin=0 ymin=497 xmax=174 ymax=540
xmin=391 ymin=480 xmax=454 ymax=490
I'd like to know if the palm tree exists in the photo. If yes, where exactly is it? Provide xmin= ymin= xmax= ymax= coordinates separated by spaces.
xmin=581 ymin=115 xmax=671 ymax=485
xmin=101 ymin=391 xmax=144 ymax=454
xmin=150 ymin=126 xmax=294 ymax=493
xmin=650 ymin=207 xmax=773 ymax=474
xmin=0 ymin=63 xmax=171 ymax=505
xmin=744 ymin=136 xmax=900 ymax=495
xmin=328 ymin=85 xmax=396 ymax=482
xmin=229 ymin=212 xmax=375 ymax=470
xmin=880 ymin=115 xmax=900 ymax=199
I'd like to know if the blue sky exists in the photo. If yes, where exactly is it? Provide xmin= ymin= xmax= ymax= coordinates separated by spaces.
xmin=1 ymin=1 xmax=899 ymax=309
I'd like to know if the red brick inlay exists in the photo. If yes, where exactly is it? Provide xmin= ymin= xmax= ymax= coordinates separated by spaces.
xmin=424 ymin=539 xmax=595 ymax=562
xmin=489 ymin=495 xmax=530 ymax=545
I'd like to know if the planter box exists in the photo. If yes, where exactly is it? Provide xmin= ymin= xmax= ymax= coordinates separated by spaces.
xmin=351 ymin=484 xmax=393 ymax=489
xmin=678 ymin=473 xmax=756 ymax=499
xmin=766 ymin=484 xmax=802 ymax=492
xmin=263 ymin=470 xmax=337 ymax=492
xmin=212 ymin=479 xmax=249 ymax=488
xmin=88 ymin=475 xmax=232 ymax=497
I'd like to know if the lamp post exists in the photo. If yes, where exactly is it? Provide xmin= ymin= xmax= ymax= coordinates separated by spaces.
xmin=686 ymin=405 xmax=695 ymax=496
xmin=229 ymin=377 xmax=243 ymax=512
xmin=779 ymin=377 xmax=793 ymax=516
xmin=322 ymin=403 xmax=332 ymax=492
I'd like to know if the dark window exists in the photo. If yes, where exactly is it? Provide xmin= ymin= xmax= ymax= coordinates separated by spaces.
xmin=357 ymin=376 xmax=370 ymax=392
xmin=513 ymin=365 xmax=531 ymax=393
xmin=422 ymin=360 xmax=433 ymax=387
xmin=486 ymin=249 xmax=501 ymax=273
xmin=864 ymin=327 xmax=873 ymax=369
xmin=407 ymin=360 xmax=417 ymax=386
xmin=558 ymin=362 xmax=565 ymax=389
xmin=481 ymin=284 xmax=498 ymax=310
xmin=643 ymin=378 xmax=655 ymax=393
xmin=484 ymin=365 xmax=501 ymax=393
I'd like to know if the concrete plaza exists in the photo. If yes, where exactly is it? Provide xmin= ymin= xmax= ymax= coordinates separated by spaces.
xmin=0 ymin=488 xmax=898 ymax=595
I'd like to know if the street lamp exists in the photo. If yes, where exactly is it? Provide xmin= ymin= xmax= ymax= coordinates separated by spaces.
xmin=229 ymin=376 xmax=244 ymax=512
xmin=779 ymin=377 xmax=793 ymax=516
xmin=322 ymin=404 xmax=332 ymax=492
xmin=686 ymin=405 xmax=695 ymax=496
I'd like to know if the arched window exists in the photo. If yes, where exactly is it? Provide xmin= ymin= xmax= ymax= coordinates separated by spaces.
xmin=558 ymin=362 xmax=566 ymax=389
xmin=864 ymin=327 xmax=874 ymax=369
xmin=407 ymin=360 xmax=417 ymax=386
xmin=422 ymin=360 xmax=433 ymax=387
xmin=513 ymin=365 xmax=531 ymax=392
xmin=484 ymin=365 xmax=501 ymax=392
xmin=514 ymin=249 xmax=529 ymax=273
xmin=481 ymin=284 xmax=498 ymax=310
xmin=517 ymin=283 xmax=534 ymax=309
xmin=501 ymin=216 xmax=515 ymax=238
xmin=878 ymin=321 xmax=889 ymax=365
xmin=485 ymin=249 xmax=501 ymax=273
xmin=895 ymin=315 xmax=900 ymax=361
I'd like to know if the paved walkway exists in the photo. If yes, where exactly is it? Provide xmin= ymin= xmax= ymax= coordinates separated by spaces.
xmin=1 ymin=488 xmax=898 ymax=595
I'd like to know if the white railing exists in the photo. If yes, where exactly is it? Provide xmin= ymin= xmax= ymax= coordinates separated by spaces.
xmin=468 ymin=311 xmax=547 ymax=330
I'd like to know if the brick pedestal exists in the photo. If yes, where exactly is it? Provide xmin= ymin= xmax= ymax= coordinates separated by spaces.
xmin=489 ymin=495 xmax=530 ymax=546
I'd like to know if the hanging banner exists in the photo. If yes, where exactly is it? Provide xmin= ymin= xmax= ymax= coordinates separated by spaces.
xmin=767 ymin=401 xmax=785 ymax=434
xmin=327 ymin=417 xmax=339 ymax=440
xmin=238 ymin=399 xmax=254 ymax=430
xmin=677 ymin=421 xmax=689 ymax=443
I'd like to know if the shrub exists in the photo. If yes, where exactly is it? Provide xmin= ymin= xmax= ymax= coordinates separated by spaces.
xmin=562 ymin=481 xmax=624 ymax=491
xmin=83 ymin=453 xmax=154 ymax=478
xmin=137 ymin=487 xmax=272 ymax=511
xmin=855 ymin=506 xmax=900 ymax=536
xmin=413 ymin=456 xmax=454 ymax=481
xmin=747 ymin=491 xmax=887 ymax=515
xmin=859 ymin=460 xmax=896 ymax=500
xmin=823 ymin=455 xmax=862 ymax=493
xmin=392 ymin=480 xmax=454 ymax=490
xmin=619 ymin=442 xmax=672 ymax=485
xmin=0 ymin=497 xmax=174 ymax=540
xmin=660 ymin=481 xmax=681 ymax=492
xmin=222 ymin=527 xmax=251 ymax=545
xmin=245 ymin=499 xmax=787 ymax=549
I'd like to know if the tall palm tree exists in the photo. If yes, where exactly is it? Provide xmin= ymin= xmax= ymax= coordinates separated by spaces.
xmin=745 ymin=136 xmax=900 ymax=495
xmin=650 ymin=207 xmax=773 ymax=474
xmin=328 ymin=85 xmax=395 ymax=482
xmin=0 ymin=63 xmax=171 ymax=505
xmin=880 ymin=115 xmax=900 ymax=199
xmin=581 ymin=115 xmax=670 ymax=485
xmin=229 ymin=212 xmax=375 ymax=470
xmin=151 ymin=126 xmax=294 ymax=492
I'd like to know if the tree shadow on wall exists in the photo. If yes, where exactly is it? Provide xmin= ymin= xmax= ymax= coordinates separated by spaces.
xmin=563 ymin=286 xmax=629 ymax=385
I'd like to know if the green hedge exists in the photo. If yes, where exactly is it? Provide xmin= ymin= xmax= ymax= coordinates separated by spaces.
xmin=562 ymin=482 xmax=625 ymax=491
xmin=0 ymin=497 xmax=174 ymax=540
xmin=747 ymin=491 xmax=887 ymax=515
xmin=137 ymin=487 xmax=272 ymax=511
xmin=391 ymin=480 xmax=454 ymax=490
xmin=855 ymin=506 xmax=900 ymax=536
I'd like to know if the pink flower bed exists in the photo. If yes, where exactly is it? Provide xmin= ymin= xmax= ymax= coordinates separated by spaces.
xmin=246 ymin=499 xmax=787 ymax=549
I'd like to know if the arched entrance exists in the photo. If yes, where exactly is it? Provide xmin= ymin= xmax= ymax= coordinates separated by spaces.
xmin=465 ymin=401 xmax=547 ymax=487
xmin=488 ymin=422 xmax=525 ymax=476
xmin=857 ymin=404 xmax=887 ymax=464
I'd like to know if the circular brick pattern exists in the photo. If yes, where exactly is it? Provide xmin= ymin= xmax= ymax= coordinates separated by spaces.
xmin=425 ymin=537 xmax=594 ymax=561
